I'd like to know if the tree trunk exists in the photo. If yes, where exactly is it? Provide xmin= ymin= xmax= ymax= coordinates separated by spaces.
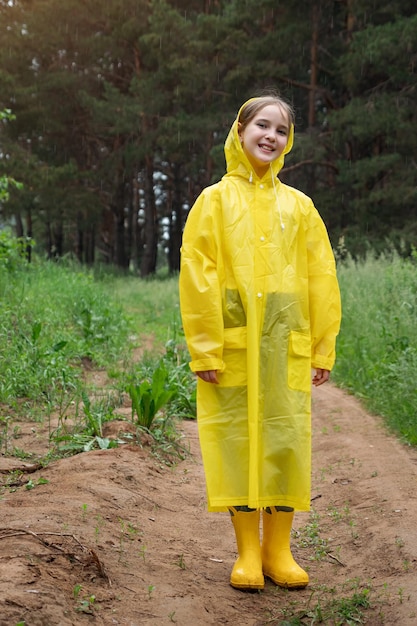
xmin=168 ymin=163 xmax=184 ymax=274
xmin=140 ymin=155 xmax=158 ymax=277
xmin=112 ymin=176 xmax=128 ymax=268
xmin=308 ymin=2 xmax=319 ymax=129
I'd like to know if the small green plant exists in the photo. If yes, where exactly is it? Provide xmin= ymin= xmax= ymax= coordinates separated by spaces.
xmin=51 ymin=392 xmax=120 ymax=454
xmin=24 ymin=476 xmax=49 ymax=491
xmin=81 ymin=503 xmax=88 ymax=522
xmin=297 ymin=510 xmax=329 ymax=561
xmin=75 ymin=593 xmax=96 ymax=614
xmin=333 ymin=587 xmax=371 ymax=621
xmin=175 ymin=554 xmax=186 ymax=570
xmin=275 ymin=583 xmax=372 ymax=624
xmin=147 ymin=584 xmax=155 ymax=599
xmin=94 ymin=514 xmax=105 ymax=543
xmin=138 ymin=544 xmax=147 ymax=563
xmin=127 ymin=361 xmax=174 ymax=430
xmin=0 ymin=416 xmax=12 ymax=454
xmin=118 ymin=518 xmax=139 ymax=563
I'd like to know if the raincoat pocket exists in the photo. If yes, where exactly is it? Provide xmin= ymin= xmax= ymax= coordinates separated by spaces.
xmin=220 ymin=327 xmax=247 ymax=387
xmin=287 ymin=330 xmax=311 ymax=393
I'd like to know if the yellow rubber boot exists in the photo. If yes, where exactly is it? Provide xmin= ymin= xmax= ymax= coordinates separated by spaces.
xmin=229 ymin=507 xmax=264 ymax=590
xmin=261 ymin=507 xmax=309 ymax=588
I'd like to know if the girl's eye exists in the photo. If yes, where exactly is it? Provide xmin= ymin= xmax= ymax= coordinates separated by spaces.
xmin=257 ymin=122 xmax=266 ymax=128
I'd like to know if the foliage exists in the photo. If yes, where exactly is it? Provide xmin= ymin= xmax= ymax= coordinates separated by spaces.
xmin=333 ymin=251 xmax=417 ymax=443
xmin=0 ymin=254 xmax=131 ymax=407
xmin=127 ymin=361 xmax=174 ymax=430
xmin=50 ymin=392 xmax=121 ymax=455
xmin=0 ymin=2 xmax=415 ymax=268
xmin=0 ymin=264 xmax=193 ymax=464
xmin=0 ymin=230 xmax=32 ymax=271
xmin=0 ymin=109 xmax=22 ymax=203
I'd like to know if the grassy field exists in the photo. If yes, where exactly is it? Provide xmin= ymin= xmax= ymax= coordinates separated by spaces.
xmin=333 ymin=251 xmax=417 ymax=444
xmin=0 ymin=244 xmax=192 ymax=459
xmin=1 ymin=237 xmax=416 ymax=454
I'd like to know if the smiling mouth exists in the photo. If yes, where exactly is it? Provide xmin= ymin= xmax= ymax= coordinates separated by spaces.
xmin=258 ymin=143 xmax=274 ymax=152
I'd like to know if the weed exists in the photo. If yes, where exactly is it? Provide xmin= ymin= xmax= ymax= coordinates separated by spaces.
xmin=349 ymin=519 xmax=359 ymax=540
xmin=51 ymin=391 xmax=121 ymax=454
xmin=272 ymin=584 xmax=372 ymax=624
xmin=0 ymin=415 xmax=12 ymax=454
xmin=118 ymin=518 xmax=139 ymax=563
xmin=75 ymin=594 xmax=96 ymax=614
xmin=297 ymin=510 xmax=329 ymax=561
xmin=10 ymin=447 xmax=33 ymax=460
xmin=127 ymin=361 xmax=174 ymax=430
xmin=147 ymin=584 xmax=155 ymax=599
xmin=81 ymin=504 xmax=88 ymax=522
xmin=175 ymin=554 xmax=186 ymax=570
xmin=94 ymin=514 xmax=105 ymax=543
xmin=138 ymin=545 xmax=147 ymax=563
xmin=24 ymin=476 xmax=49 ymax=491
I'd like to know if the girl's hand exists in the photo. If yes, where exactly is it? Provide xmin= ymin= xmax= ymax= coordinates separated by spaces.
xmin=196 ymin=370 xmax=219 ymax=384
xmin=312 ymin=368 xmax=330 ymax=387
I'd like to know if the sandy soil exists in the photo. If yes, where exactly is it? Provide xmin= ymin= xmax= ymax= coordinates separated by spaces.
xmin=1 ymin=381 xmax=417 ymax=625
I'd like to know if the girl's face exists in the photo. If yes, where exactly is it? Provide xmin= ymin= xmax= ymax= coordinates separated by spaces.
xmin=238 ymin=104 xmax=290 ymax=178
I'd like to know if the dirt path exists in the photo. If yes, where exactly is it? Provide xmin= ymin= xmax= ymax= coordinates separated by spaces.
xmin=1 ymin=382 xmax=417 ymax=625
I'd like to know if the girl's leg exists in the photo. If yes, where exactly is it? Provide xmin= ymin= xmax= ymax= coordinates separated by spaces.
xmin=228 ymin=506 xmax=264 ymax=590
xmin=261 ymin=506 xmax=309 ymax=588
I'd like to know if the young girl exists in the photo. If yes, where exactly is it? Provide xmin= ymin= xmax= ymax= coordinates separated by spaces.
xmin=179 ymin=95 xmax=341 ymax=591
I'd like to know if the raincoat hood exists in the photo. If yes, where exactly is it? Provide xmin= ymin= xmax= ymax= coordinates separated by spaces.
xmin=224 ymin=98 xmax=294 ymax=181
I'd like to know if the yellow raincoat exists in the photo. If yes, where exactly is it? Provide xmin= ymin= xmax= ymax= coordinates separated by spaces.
xmin=179 ymin=100 xmax=341 ymax=512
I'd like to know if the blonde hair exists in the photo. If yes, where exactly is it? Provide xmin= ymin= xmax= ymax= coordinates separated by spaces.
xmin=238 ymin=95 xmax=294 ymax=132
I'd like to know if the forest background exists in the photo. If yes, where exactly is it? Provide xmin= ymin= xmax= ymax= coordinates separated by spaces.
xmin=0 ymin=0 xmax=416 ymax=275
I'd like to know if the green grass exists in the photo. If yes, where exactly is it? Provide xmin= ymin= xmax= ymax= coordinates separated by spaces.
xmin=109 ymin=274 xmax=181 ymax=346
xmin=0 ymin=240 xmax=194 ymax=462
xmin=1 ymin=236 xmax=416 ymax=462
xmin=0 ymin=258 xmax=130 ymax=407
xmin=333 ymin=251 xmax=417 ymax=444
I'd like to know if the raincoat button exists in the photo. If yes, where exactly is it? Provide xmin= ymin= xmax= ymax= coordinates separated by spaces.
xmin=257 ymin=292 xmax=262 ymax=298
xmin=259 ymin=184 xmax=264 ymax=189
xmin=260 ymin=236 xmax=265 ymax=242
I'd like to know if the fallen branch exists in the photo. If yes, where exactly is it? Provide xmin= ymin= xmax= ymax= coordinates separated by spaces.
xmin=0 ymin=528 xmax=111 ymax=584
xmin=0 ymin=463 xmax=43 ymax=475
xmin=327 ymin=552 xmax=346 ymax=567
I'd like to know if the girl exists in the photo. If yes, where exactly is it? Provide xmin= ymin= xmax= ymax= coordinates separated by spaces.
xmin=179 ymin=95 xmax=341 ymax=591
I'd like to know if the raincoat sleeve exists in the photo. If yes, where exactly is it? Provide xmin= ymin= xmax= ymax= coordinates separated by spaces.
xmin=179 ymin=189 xmax=226 ymax=373
xmin=305 ymin=202 xmax=341 ymax=371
